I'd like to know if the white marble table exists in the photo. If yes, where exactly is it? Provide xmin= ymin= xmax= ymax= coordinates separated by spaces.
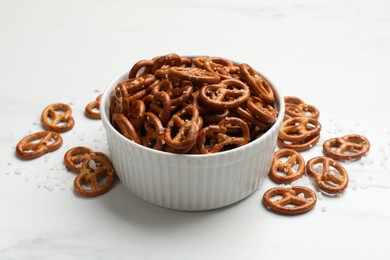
xmin=1 ymin=0 xmax=390 ymax=259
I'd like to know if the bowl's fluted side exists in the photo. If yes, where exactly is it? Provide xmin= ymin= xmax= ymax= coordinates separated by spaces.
xmin=101 ymin=65 xmax=284 ymax=211
xmin=102 ymin=112 xmax=282 ymax=211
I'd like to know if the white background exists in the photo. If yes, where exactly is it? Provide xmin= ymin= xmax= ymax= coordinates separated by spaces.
xmin=1 ymin=0 xmax=390 ymax=259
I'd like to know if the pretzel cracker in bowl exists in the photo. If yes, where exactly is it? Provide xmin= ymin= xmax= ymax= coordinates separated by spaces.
xmin=108 ymin=54 xmax=279 ymax=154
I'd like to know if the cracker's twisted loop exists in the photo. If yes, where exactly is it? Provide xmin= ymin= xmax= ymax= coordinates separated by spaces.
xmin=323 ymin=134 xmax=370 ymax=161
xmin=269 ymin=149 xmax=305 ymax=184
xmin=151 ymin=79 xmax=193 ymax=107
xmin=111 ymin=113 xmax=141 ymax=144
xmin=151 ymin=53 xmax=191 ymax=73
xmin=74 ymin=155 xmax=116 ymax=197
xmin=277 ymin=134 xmax=321 ymax=152
xmin=239 ymin=63 xmax=275 ymax=104
xmin=16 ymin=131 xmax=63 ymax=159
xmin=199 ymin=78 xmax=250 ymax=110
xmin=193 ymin=56 xmax=240 ymax=79
xmin=143 ymin=91 xmax=172 ymax=122
xmin=170 ymin=81 xmax=194 ymax=106
xmin=164 ymin=105 xmax=200 ymax=150
xmin=306 ymin=156 xmax=349 ymax=194
xmin=64 ymin=146 xmax=108 ymax=172
xmin=110 ymin=75 xmax=156 ymax=117
xmin=185 ymin=90 xmax=230 ymax=124
xmin=85 ymin=94 xmax=102 ymax=119
xmin=278 ymin=117 xmax=321 ymax=142
xmin=168 ymin=67 xmax=221 ymax=84
xmin=196 ymin=117 xmax=250 ymax=154
xmin=263 ymin=186 xmax=317 ymax=215
xmin=234 ymin=106 xmax=271 ymax=130
xmin=284 ymin=96 xmax=320 ymax=120
xmin=117 ymin=74 xmax=157 ymax=103
xmin=126 ymin=100 xmax=145 ymax=130
xmin=41 ymin=103 xmax=75 ymax=132
xmin=129 ymin=59 xmax=154 ymax=79
xmin=150 ymin=91 xmax=172 ymax=124
xmin=203 ymin=108 xmax=230 ymax=124
xmin=246 ymin=96 xmax=278 ymax=124
xmin=142 ymin=112 xmax=165 ymax=150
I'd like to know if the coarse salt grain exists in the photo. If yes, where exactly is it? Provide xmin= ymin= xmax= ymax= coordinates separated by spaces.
xmin=89 ymin=160 xmax=97 ymax=170
xmin=14 ymin=167 xmax=26 ymax=175
xmin=44 ymin=182 xmax=56 ymax=192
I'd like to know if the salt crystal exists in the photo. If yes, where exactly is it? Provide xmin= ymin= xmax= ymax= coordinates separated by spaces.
xmin=368 ymin=176 xmax=374 ymax=181
xmin=380 ymin=160 xmax=387 ymax=168
xmin=78 ymin=132 xmax=86 ymax=137
xmin=321 ymin=206 xmax=327 ymax=213
xmin=360 ymin=184 xmax=369 ymax=189
xmin=69 ymin=97 xmax=77 ymax=105
xmin=44 ymin=154 xmax=51 ymax=163
xmin=89 ymin=160 xmax=97 ymax=170
xmin=317 ymin=192 xmax=324 ymax=201
xmin=14 ymin=167 xmax=26 ymax=175
xmin=297 ymin=193 xmax=305 ymax=199
xmin=44 ymin=183 xmax=56 ymax=192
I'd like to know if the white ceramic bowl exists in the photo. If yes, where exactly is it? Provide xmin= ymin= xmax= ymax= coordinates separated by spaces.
xmin=101 ymin=63 xmax=284 ymax=211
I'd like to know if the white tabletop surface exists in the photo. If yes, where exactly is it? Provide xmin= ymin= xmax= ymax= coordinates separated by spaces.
xmin=1 ymin=0 xmax=390 ymax=259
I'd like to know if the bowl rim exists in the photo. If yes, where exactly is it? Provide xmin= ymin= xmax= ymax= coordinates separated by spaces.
xmin=101 ymin=59 xmax=285 ymax=159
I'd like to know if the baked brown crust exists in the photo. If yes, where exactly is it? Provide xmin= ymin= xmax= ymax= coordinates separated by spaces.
xmin=306 ymin=156 xmax=349 ymax=194
xmin=263 ymin=186 xmax=317 ymax=215
xmin=269 ymin=149 xmax=305 ymax=184
xmin=16 ymin=131 xmax=63 ymax=160
xmin=41 ymin=103 xmax=75 ymax=132
xmin=323 ymin=134 xmax=370 ymax=161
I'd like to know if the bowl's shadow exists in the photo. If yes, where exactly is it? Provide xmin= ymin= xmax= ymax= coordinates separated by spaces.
xmin=97 ymin=182 xmax=254 ymax=232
